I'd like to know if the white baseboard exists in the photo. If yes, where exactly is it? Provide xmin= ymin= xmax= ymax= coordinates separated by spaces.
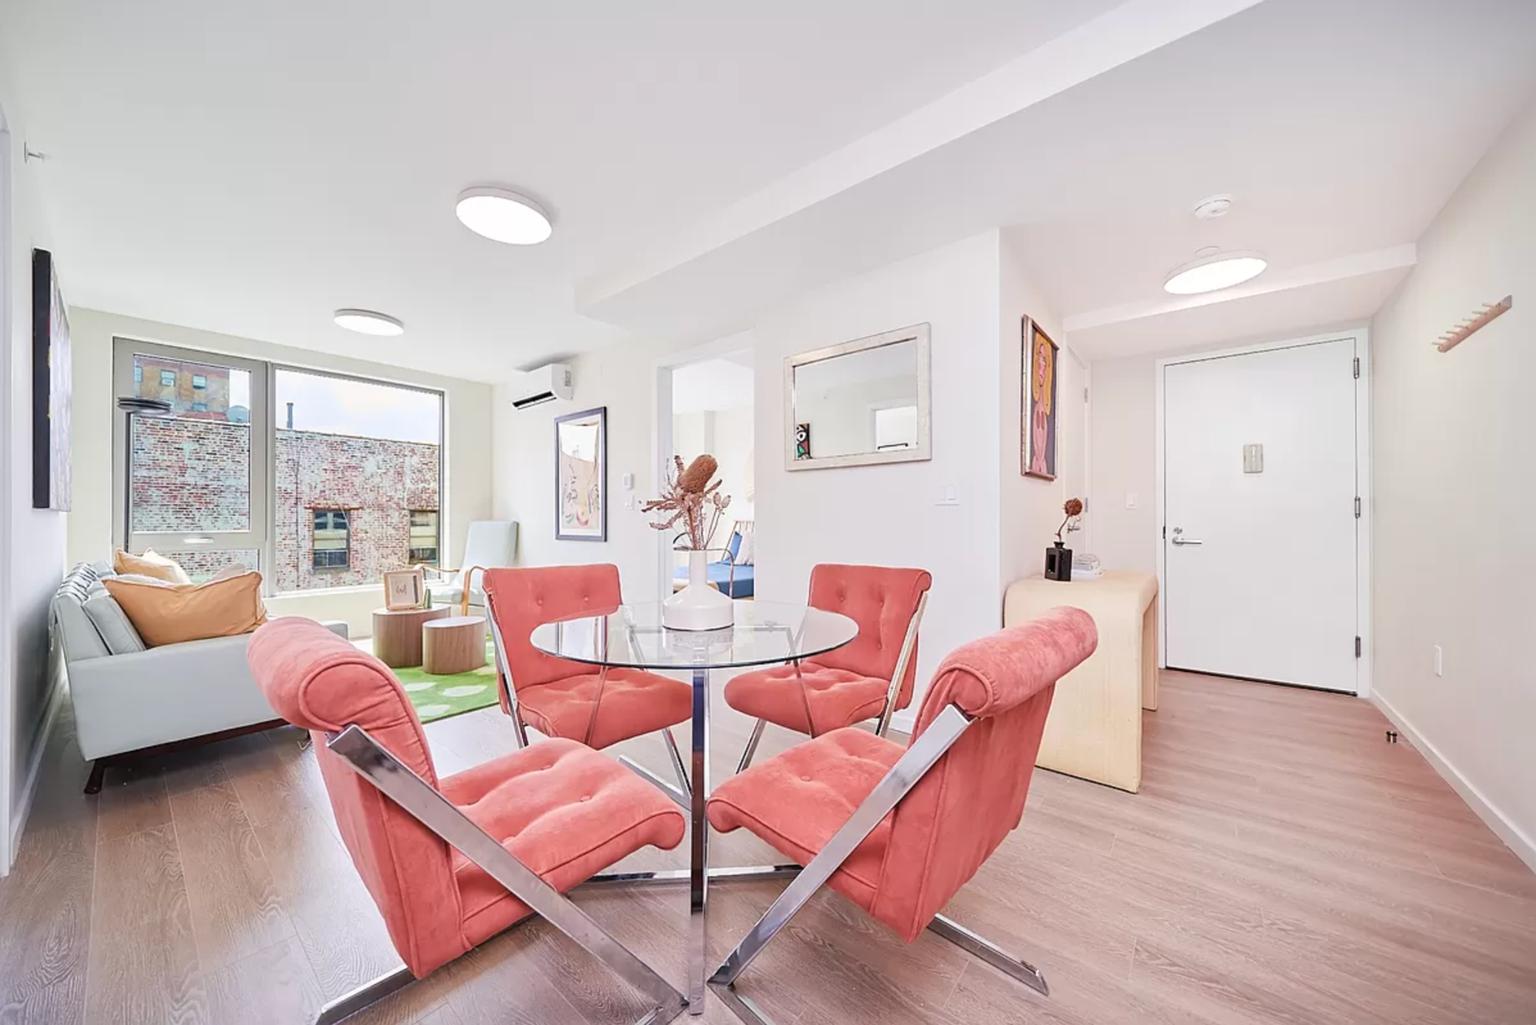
xmin=1372 ymin=690 xmax=1536 ymax=874
xmin=7 ymin=676 xmax=66 ymax=872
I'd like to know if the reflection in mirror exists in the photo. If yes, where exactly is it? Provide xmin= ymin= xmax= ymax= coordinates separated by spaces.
xmin=785 ymin=324 xmax=930 ymax=470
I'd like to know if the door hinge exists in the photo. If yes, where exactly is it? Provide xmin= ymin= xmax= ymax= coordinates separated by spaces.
xmin=1355 ymin=636 xmax=1363 ymax=658
xmin=1354 ymin=496 xmax=1362 ymax=518
xmin=1352 ymin=356 xmax=1361 ymax=379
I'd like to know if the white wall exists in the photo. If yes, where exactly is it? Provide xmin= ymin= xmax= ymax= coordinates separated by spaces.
xmin=67 ymin=309 xmax=494 ymax=636
xmin=492 ymin=334 xmax=683 ymax=602
xmin=1370 ymin=98 xmax=1536 ymax=869
xmin=999 ymin=228 xmax=1086 ymax=587
xmin=490 ymin=230 xmax=1083 ymax=728
xmin=672 ymin=405 xmax=754 ymax=527
xmin=1 ymin=86 xmax=69 ymax=871
xmin=754 ymin=231 xmax=1007 ymax=726
xmin=1084 ymin=354 xmax=1159 ymax=574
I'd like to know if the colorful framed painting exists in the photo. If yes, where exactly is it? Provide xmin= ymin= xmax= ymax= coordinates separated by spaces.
xmin=1022 ymin=317 xmax=1058 ymax=481
xmin=32 ymin=249 xmax=72 ymax=511
xmin=555 ymin=406 xmax=607 ymax=541
xmin=794 ymin=422 xmax=812 ymax=461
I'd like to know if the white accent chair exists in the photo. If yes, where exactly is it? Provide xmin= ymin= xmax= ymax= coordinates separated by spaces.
xmin=429 ymin=520 xmax=518 ymax=613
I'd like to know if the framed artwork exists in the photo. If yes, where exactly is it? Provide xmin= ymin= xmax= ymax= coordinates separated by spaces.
xmin=32 ymin=249 xmax=72 ymax=511
xmin=382 ymin=567 xmax=426 ymax=610
xmin=1022 ymin=317 xmax=1058 ymax=481
xmin=555 ymin=406 xmax=607 ymax=541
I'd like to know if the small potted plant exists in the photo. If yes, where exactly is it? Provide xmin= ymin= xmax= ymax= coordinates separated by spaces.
xmin=644 ymin=454 xmax=734 ymax=630
xmin=1045 ymin=497 xmax=1084 ymax=581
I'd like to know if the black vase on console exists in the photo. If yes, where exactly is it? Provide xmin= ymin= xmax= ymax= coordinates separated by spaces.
xmin=1044 ymin=541 xmax=1073 ymax=581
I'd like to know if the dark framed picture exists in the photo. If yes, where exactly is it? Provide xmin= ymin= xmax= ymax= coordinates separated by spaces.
xmin=32 ymin=249 xmax=72 ymax=511
xmin=555 ymin=406 xmax=607 ymax=541
xmin=1022 ymin=317 xmax=1058 ymax=481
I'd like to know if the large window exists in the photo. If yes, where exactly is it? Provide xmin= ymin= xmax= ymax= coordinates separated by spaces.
xmin=114 ymin=339 xmax=443 ymax=593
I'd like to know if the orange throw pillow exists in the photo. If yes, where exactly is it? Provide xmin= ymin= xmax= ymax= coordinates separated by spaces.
xmin=113 ymin=548 xmax=192 ymax=585
xmin=103 ymin=572 xmax=268 ymax=647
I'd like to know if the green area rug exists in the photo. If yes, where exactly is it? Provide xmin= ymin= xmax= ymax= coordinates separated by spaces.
xmin=355 ymin=638 xmax=501 ymax=724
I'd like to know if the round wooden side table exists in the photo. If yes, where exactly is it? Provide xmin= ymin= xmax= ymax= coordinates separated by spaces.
xmin=371 ymin=606 xmax=449 ymax=668
xmin=422 ymin=616 xmax=488 ymax=675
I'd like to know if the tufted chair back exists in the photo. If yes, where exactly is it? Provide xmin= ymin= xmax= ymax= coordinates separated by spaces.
xmin=482 ymin=565 xmax=622 ymax=693
xmin=807 ymin=564 xmax=932 ymax=711
xmin=247 ymin=616 xmax=465 ymax=977
xmin=870 ymin=607 xmax=1097 ymax=941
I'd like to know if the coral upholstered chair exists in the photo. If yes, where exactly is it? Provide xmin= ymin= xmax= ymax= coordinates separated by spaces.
xmin=246 ymin=617 xmax=688 ymax=1025
xmin=482 ymin=565 xmax=693 ymax=793
xmin=704 ymin=608 xmax=1097 ymax=1024
xmin=724 ymin=564 xmax=932 ymax=772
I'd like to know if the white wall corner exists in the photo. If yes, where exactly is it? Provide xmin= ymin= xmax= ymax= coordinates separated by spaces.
xmin=7 ymin=660 xmax=64 ymax=873
xmin=1373 ymin=689 xmax=1536 ymax=875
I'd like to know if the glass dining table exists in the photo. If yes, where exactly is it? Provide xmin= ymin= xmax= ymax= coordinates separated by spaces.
xmin=530 ymin=600 xmax=858 ymax=1014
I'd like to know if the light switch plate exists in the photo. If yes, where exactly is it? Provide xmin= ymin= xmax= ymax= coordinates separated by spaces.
xmin=1242 ymin=443 xmax=1264 ymax=473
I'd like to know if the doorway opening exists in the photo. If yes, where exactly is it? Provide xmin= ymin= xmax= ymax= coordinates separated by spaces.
xmin=659 ymin=350 xmax=756 ymax=600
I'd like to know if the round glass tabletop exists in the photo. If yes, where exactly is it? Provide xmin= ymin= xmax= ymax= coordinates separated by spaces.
xmin=528 ymin=600 xmax=858 ymax=671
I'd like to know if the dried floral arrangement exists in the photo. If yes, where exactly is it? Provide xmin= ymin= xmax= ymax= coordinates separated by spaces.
xmin=1056 ymin=497 xmax=1085 ymax=543
xmin=643 ymin=454 xmax=732 ymax=551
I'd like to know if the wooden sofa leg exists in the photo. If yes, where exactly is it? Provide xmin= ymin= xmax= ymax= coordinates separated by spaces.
xmin=84 ymin=760 xmax=107 ymax=795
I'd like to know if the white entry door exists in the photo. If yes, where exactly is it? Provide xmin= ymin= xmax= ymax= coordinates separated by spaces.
xmin=1163 ymin=338 xmax=1359 ymax=692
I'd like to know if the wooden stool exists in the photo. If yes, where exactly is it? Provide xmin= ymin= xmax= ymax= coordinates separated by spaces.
xmin=371 ymin=606 xmax=449 ymax=668
xmin=422 ymin=616 xmax=488 ymax=675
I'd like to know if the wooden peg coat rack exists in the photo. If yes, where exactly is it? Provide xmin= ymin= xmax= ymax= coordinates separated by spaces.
xmin=1435 ymin=295 xmax=1512 ymax=353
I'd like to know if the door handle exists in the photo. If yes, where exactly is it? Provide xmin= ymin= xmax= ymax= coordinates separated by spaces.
xmin=1170 ymin=527 xmax=1203 ymax=546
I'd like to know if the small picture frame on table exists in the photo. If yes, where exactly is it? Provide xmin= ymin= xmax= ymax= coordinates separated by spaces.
xmin=382 ymin=567 xmax=426 ymax=611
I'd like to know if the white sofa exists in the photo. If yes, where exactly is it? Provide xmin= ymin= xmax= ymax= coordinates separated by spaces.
xmin=53 ymin=561 xmax=347 ymax=793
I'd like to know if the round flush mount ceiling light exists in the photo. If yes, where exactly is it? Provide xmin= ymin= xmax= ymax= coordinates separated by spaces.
xmin=455 ymin=185 xmax=553 ymax=245
xmin=333 ymin=308 xmax=405 ymax=335
xmin=1192 ymin=193 xmax=1234 ymax=220
xmin=1163 ymin=251 xmax=1267 ymax=295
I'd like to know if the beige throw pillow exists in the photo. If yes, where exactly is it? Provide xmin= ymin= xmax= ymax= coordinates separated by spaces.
xmin=113 ymin=549 xmax=192 ymax=585
xmin=103 ymin=572 xmax=268 ymax=647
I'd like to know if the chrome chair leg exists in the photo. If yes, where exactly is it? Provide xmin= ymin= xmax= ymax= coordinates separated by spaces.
xmin=662 ymin=728 xmax=692 ymax=797
xmin=926 ymin=913 xmax=1049 ymax=996
xmin=708 ymin=706 xmax=973 ymax=1001
xmin=484 ymin=597 xmax=530 ymax=748
xmin=620 ymin=755 xmax=689 ymax=808
xmin=325 ymin=726 xmax=687 ymax=1024
xmin=710 ymin=982 xmax=780 ymax=1025
xmin=735 ymin=719 xmax=766 ymax=774
xmin=875 ymin=592 xmax=928 ymax=738
xmin=314 ymin=965 xmax=415 ymax=1024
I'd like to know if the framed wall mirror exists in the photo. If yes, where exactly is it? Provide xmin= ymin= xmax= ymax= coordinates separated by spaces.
xmin=784 ymin=323 xmax=931 ymax=471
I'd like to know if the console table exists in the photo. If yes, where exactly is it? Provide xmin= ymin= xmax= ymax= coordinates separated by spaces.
xmin=1004 ymin=571 xmax=1158 ymax=792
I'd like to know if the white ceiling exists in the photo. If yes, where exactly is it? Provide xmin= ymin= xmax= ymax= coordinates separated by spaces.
xmin=1 ymin=0 xmax=1121 ymax=380
xmin=6 ymin=0 xmax=1535 ymax=379
xmin=579 ymin=0 xmax=1536 ymax=356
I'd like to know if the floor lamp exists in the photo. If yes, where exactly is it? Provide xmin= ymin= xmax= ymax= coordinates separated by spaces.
xmin=117 ymin=396 xmax=172 ymax=553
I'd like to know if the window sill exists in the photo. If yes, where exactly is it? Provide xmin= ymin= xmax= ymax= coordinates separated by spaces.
xmin=269 ymin=584 xmax=382 ymax=599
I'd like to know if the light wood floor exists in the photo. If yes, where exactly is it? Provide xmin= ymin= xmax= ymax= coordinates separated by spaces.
xmin=3 ymin=670 xmax=1534 ymax=1025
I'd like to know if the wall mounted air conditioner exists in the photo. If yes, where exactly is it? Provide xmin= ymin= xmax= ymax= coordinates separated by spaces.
xmin=510 ymin=363 xmax=574 ymax=409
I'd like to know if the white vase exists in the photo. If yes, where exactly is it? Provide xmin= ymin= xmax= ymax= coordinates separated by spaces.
xmin=664 ymin=549 xmax=735 ymax=631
